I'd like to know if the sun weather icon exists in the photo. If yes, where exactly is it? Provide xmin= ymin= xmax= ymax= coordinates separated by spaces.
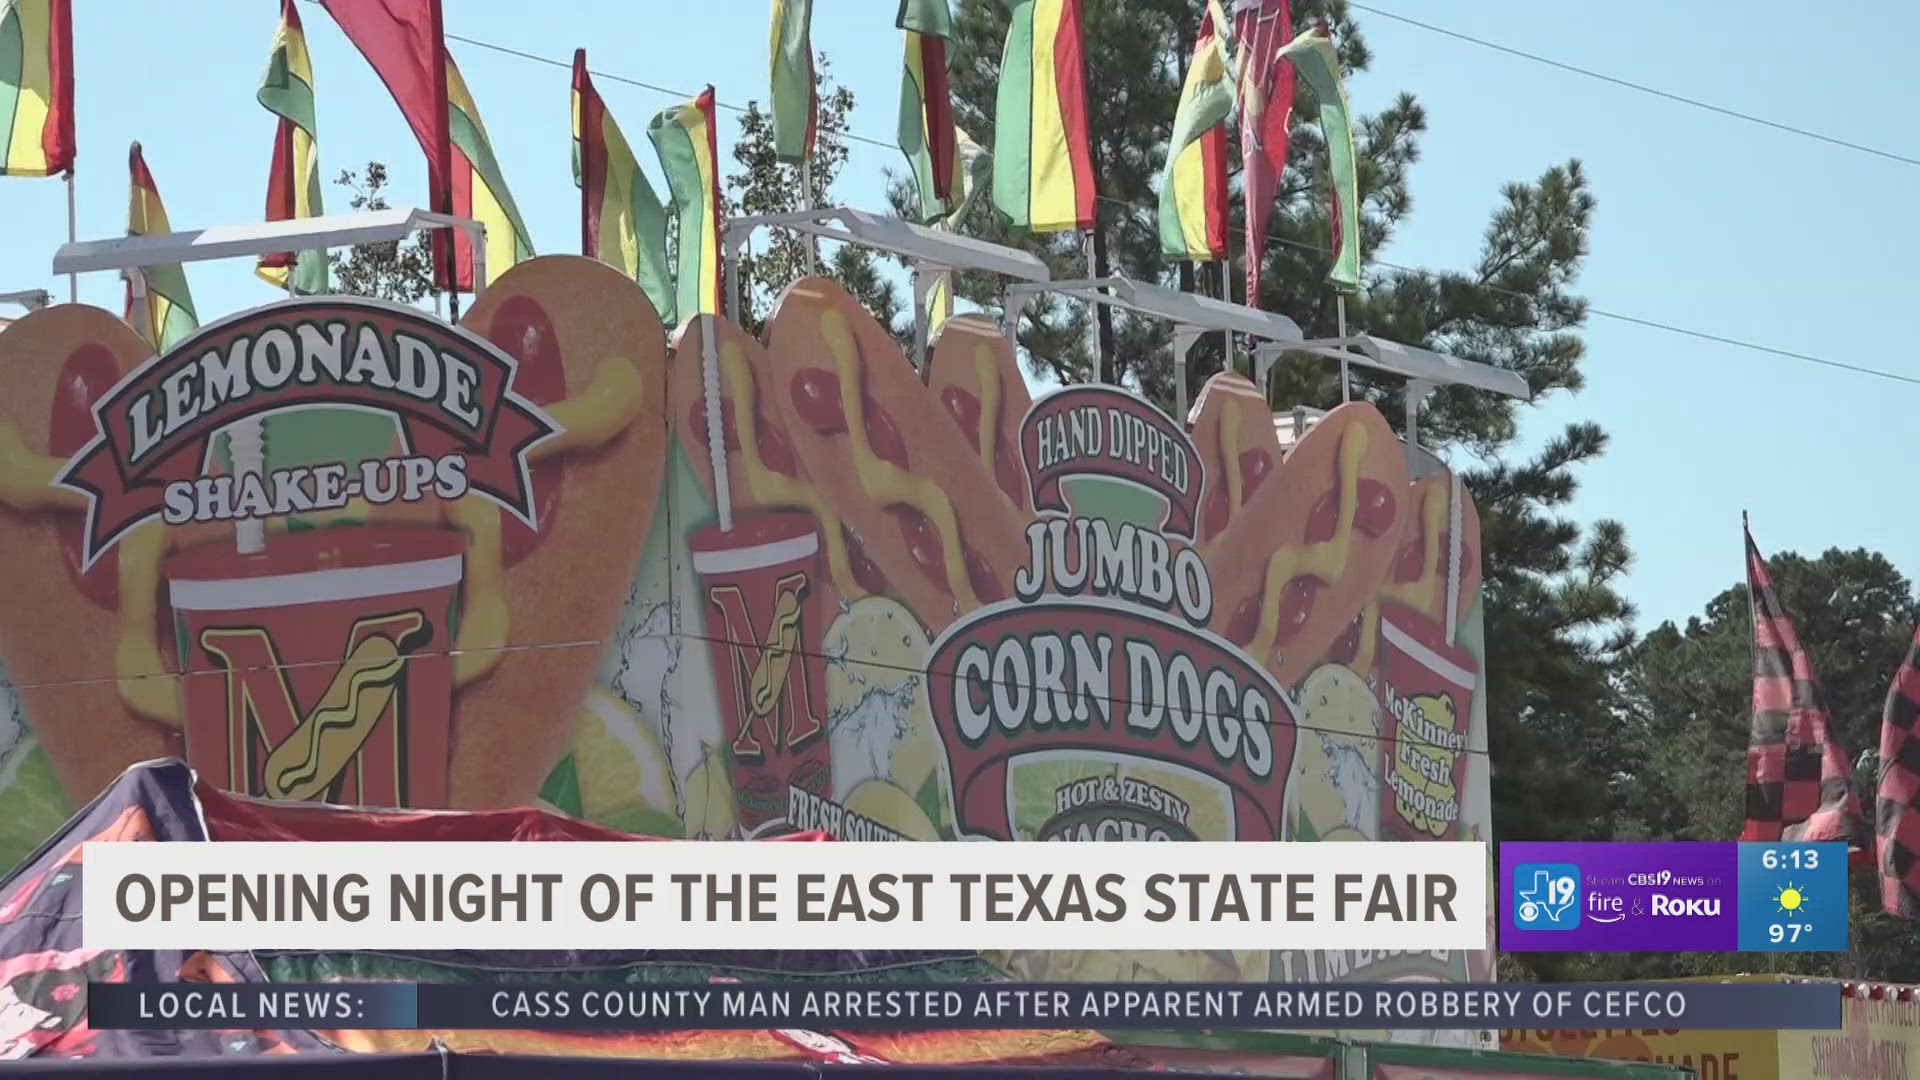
xmin=1775 ymin=882 xmax=1806 ymax=915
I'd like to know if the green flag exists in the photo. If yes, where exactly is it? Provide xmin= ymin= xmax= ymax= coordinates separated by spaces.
xmin=1277 ymin=24 xmax=1360 ymax=292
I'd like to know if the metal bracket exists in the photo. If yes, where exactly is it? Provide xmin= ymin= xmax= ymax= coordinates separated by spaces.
xmin=0 ymin=289 xmax=51 ymax=312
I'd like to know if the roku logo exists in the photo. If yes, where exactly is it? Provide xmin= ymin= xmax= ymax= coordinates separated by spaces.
xmin=1650 ymin=895 xmax=1719 ymax=917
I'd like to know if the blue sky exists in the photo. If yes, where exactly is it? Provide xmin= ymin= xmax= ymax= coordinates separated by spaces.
xmin=3 ymin=0 xmax=1914 ymax=633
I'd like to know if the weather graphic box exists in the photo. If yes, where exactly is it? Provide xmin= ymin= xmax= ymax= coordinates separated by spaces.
xmin=1736 ymin=842 xmax=1846 ymax=952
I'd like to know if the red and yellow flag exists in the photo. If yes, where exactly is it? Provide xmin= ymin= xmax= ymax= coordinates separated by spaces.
xmin=897 ymin=0 xmax=954 ymax=219
xmin=0 ymin=0 xmax=74 ymax=177
xmin=991 ymin=0 xmax=1094 ymax=233
xmin=647 ymin=87 xmax=722 ymax=321
xmin=256 ymin=0 xmax=327 ymax=293
xmin=1157 ymin=0 xmax=1233 ymax=261
xmin=126 ymin=143 xmax=199 ymax=352
xmin=573 ymin=49 xmax=674 ymax=325
xmin=445 ymin=54 xmax=533 ymax=290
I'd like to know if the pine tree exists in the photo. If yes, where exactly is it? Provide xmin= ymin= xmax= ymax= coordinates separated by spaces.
xmin=725 ymin=56 xmax=904 ymax=340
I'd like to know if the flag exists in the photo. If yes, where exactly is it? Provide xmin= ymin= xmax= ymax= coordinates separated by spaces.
xmin=991 ymin=0 xmax=1094 ymax=233
xmin=317 ymin=0 xmax=454 ymax=288
xmin=256 ymin=0 xmax=328 ymax=294
xmin=125 ymin=142 xmax=198 ymax=352
xmin=445 ymin=54 xmax=534 ymax=290
xmin=768 ymin=0 xmax=816 ymax=164
xmin=1276 ymin=21 xmax=1359 ymax=292
xmin=1742 ymin=525 xmax=1867 ymax=856
xmin=1880 ymin=621 xmax=1920 ymax=916
xmin=573 ymin=50 xmax=674 ymax=326
xmin=0 ymin=0 xmax=73 ymax=176
xmin=1235 ymin=0 xmax=1293 ymax=306
xmin=648 ymin=86 xmax=723 ymax=321
xmin=898 ymin=0 xmax=955 ymax=217
xmin=1157 ymin=0 xmax=1234 ymax=261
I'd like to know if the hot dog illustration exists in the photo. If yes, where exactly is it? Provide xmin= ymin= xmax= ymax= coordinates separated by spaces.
xmin=1202 ymin=402 xmax=1409 ymax=688
xmin=761 ymin=278 xmax=1029 ymax=635
xmin=0 ymin=254 xmax=668 ymax=811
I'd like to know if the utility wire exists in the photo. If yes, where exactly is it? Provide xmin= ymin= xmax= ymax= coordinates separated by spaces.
xmin=1349 ymin=4 xmax=1920 ymax=171
xmin=433 ymin=24 xmax=1920 ymax=388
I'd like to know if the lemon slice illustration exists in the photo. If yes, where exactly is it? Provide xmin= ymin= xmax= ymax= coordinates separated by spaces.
xmin=573 ymin=688 xmax=682 ymax=837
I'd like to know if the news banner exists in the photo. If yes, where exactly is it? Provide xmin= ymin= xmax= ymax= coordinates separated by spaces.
xmin=77 ymin=839 xmax=1851 ymax=1032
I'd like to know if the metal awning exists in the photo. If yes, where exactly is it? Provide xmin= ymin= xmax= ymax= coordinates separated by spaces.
xmin=1006 ymin=277 xmax=1306 ymax=419
xmin=53 ymin=207 xmax=485 ymax=282
xmin=722 ymin=205 xmax=1050 ymax=371
xmin=1261 ymin=334 xmax=1530 ymax=401
xmin=1254 ymin=334 xmax=1530 ymax=473
xmin=0 ymin=289 xmax=51 ymax=311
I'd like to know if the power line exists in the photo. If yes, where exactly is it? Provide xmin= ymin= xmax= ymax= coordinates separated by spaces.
xmin=441 ymin=26 xmax=1920 ymax=388
xmin=1349 ymin=3 xmax=1920 ymax=171
xmin=445 ymin=32 xmax=903 ymax=155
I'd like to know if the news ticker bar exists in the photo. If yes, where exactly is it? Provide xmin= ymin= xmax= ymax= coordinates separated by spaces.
xmin=1499 ymin=841 xmax=1849 ymax=952
xmin=88 ymin=982 xmax=1840 ymax=1032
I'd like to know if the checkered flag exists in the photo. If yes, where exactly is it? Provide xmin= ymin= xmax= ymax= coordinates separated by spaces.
xmin=1878 ymin=620 xmax=1920 ymax=916
xmin=1742 ymin=522 xmax=1868 ymax=856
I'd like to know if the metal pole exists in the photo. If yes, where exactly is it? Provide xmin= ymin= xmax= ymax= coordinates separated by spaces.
xmin=1218 ymin=259 xmax=1232 ymax=375
xmin=65 ymin=172 xmax=77 ymax=303
xmin=1084 ymin=232 xmax=1104 ymax=384
xmin=909 ymin=262 xmax=930 ymax=373
xmin=800 ymin=158 xmax=818 ymax=275
xmin=1335 ymin=293 xmax=1351 ymax=402
xmin=126 ymin=269 xmax=151 ymax=343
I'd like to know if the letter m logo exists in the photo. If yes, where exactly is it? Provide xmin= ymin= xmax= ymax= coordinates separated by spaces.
xmin=704 ymin=573 xmax=824 ymax=761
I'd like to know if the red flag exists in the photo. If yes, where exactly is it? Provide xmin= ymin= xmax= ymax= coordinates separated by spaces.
xmin=1880 ymin=622 xmax=1920 ymax=915
xmin=1742 ymin=524 xmax=1868 ymax=862
xmin=1236 ymin=0 xmax=1293 ymax=307
xmin=317 ymin=0 xmax=452 ymax=288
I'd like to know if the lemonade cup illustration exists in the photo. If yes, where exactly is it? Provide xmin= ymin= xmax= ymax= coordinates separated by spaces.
xmin=1375 ymin=607 xmax=1477 ymax=841
xmin=689 ymin=511 xmax=832 ymax=837
xmin=166 ymin=525 xmax=465 ymax=808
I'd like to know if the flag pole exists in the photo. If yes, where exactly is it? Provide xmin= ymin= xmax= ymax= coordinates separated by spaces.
xmin=1335 ymin=292 xmax=1350 ymax=402
xmin=64 ymin=171 xmax=77 ymax=302
xmin=801 ymin=156 xmax=817 ymax=275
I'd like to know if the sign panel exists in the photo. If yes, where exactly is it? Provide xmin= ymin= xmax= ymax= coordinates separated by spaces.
xmin=0 ymin=265 xmax=1496 ymax=1044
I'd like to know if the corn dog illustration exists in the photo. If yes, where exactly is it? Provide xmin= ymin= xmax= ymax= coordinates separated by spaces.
xmin=762 ymin=278 xmax=1028 ymax=635
xmin=1187 ymin=370 xmax=1283 ymax=543
xmin=0 ymin=306 xmax=180 ymax=802
xmin=922 ymin=314 xmax=1032 ymax=515
xmin=1203 ymin=402 xmax=1409 ymax=688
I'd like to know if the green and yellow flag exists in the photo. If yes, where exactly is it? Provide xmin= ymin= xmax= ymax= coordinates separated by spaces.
xmin=1157 ymin=0 xmax=1234 ymax=261
xmin=446 ymin=54 xmax=534 ymax=290
xmin=991 ymin=0 xmax=1094 ymax=233
xmin=648 ymin=86 xmax=723 ymax=321
xmin=1277 ymin=21 xmax=1360 ymax=292
xmin=0 ymin=0 xmax=72 ymax=177
xmin=573 ymin=49 xmax=674 ymax=326
xmin=126 ymin=142 xmax=198 ymax=352
xmin=256 ymin=0 xmax=327 ymax=294
xmin=768 ymin=0 xmax=815 ymax=164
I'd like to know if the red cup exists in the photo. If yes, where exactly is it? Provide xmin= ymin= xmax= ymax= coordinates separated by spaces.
xmin=690 ymin=512 xmax=833 ymax=838
xmin=166 ymin=526 xmax=465 ymax=808
xmin=1375 ymin=606 xmax=1478 ymax=841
